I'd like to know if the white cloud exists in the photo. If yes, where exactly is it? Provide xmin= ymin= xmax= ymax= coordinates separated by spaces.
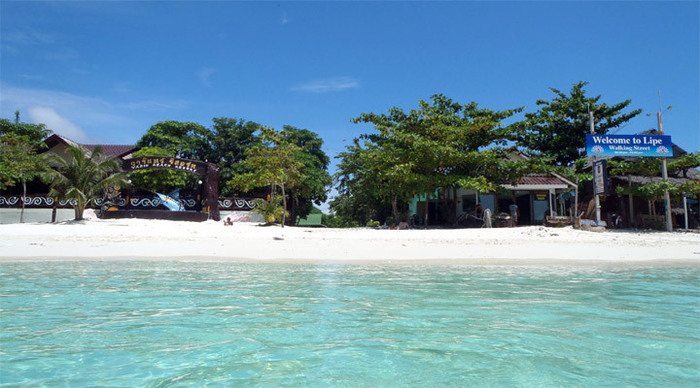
xmin=197 ymin=67 xmax=216 ymax=87
xmin=1 ymin=85 xmax=122 ymax=124
xmin=292 ymin=77 xmax=359 ymax=93
xmin=0 ymin=85 xmax=188 ymax=143
xmin=27 ymin=106 xmax=89 ymax=142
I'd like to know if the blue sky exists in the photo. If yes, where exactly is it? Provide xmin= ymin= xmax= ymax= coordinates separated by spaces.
xmin=1 ymin=1 xmax=698 ymax=163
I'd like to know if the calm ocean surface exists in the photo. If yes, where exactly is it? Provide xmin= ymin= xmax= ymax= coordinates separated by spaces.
xmin=1 ymin=262 xmax=698 ymax=386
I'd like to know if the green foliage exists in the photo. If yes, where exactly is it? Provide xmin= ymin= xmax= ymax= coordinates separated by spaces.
xmin=280 ymin=125 xmax=332 ymax=222
xmin=127 ymin=146 xmax=195 ymax=193
xmin=517 ymin=81 xmax=641 ymax=166
xmin=45 ymin=145 xmax=126 ymax=220
xmin=252 ymin=197 xmax=287 ymax=225
xmin=0 ymin=133 xmax=50 ymax=191
xmin=228 ymin=127 xmax=305 ymax=227
xmin=0 ymin=114 xmax=52 ymax=191
xmin=617 ymin=179 xmax=700 ymax=199
xmin=333 ymin=94 xmax=531 ymax=225
xmin=210 ymin=118 xmax=262 ymax=195
xmin=228 ymin=127 xmax=303 ymax=192
xmin=366 ymin=220 xmax=380 ymax=228
xmin=131 ymin=119 xmax=330 ymax=220
xmin=321 ymin=213 xmax=360 ymax=228
xmin=136 ymin=121 xmax=212 ymax=160
xmin=607 ymin=158 xmax=660 ymax=177
xmin=677 ymin=180 xmax=700 ymax=196
xmin=551 ymin=158 xmax=593 ymax=186
xmin=609 ymin=152 xmax=699 ymax=201
xmin=0 ymin=117 xmax=51 ymax=145
xmin=668 ymin=152 xmax=700 ymax=177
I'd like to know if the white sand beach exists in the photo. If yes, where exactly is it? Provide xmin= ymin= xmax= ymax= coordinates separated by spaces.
xmin=1 ymin=217 xmax=698 ymax=264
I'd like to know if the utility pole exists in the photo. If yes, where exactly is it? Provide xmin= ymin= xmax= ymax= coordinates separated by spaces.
xmin=590 ymin=111 xmax=601 ymax=225
xmin=657 ymin=111 xmax=673 ymax=232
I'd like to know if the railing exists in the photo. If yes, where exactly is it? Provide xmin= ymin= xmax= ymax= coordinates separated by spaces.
xmin=0 ymin=195 xmax=260 ymax=210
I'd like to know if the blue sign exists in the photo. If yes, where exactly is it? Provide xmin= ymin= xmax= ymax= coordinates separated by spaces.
xmin=586 ymin=134 xmax=673 ymax=157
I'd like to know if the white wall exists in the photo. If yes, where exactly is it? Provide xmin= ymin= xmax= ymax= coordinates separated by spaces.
xmin=0 ymin=209 xmax=75 ymax=224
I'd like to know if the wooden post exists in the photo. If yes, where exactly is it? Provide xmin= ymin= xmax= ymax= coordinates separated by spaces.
xmin=204 ymin=163 xmax=220 ymax=221
xmin=51 ymin=198 xmax=57 ymax=223
xmin=20 ymin=180 xmax=26 ymax=223
xmin=590 ymin=111 xmax=601 ymax=225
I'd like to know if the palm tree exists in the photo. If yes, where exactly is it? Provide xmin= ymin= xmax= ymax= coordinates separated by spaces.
xmin=45 ymin=145 xmax=126 ymax=221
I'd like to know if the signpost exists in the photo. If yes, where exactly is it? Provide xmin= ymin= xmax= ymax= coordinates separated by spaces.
xmin=593 ymin=160 xmax=608 ymax=196
xmin=584 ymin=128 xmax=674 ymax=232
xmin=657 ymin=112 xmax=673 ymax=232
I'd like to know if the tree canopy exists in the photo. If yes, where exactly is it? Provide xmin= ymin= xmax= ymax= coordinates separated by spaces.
xmin=209 ymin=117 xmax=262 ymax=196
xmin=45 ymin=145 xmax=126 ymax=220
xmin=333 ymin=94 xmax=538 ymax=225
xmin=0 ymin=114 xmax=53 ymax=222
xmin=127 ymin=146 xmax=196 ymax=194
xmin=228 ymin=127 xmax=305 ymax=226
xmin=517 ymin=81 xmax=642 ymax=166
xmin=136 ymin=120 xmax=212 ymax=161
xmin=279 ymin=125 xmax=332 ymax=223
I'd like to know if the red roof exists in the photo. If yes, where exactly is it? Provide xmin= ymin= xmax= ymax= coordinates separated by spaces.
xmin=43 ymin=134 xmax=138 ymax=159
xmin=82 ymin=144 xmax=138 ymax=158
xmin=516 ymin=174 xmax=569 ymax=186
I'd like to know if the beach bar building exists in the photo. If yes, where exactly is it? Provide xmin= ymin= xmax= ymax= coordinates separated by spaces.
xmin=0 ymin=134 xmax=140 ymax=223
xmin=410 ymin=171 xmax=576 ymax=226
xmin=0 ymin=133 xmax=264 ymax=223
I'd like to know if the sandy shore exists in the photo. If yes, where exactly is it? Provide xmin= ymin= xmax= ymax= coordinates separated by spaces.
xmin=0 ymin=217 xmax=699 ymax=265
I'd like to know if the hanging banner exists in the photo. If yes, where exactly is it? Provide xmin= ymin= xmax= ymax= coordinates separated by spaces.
xmin=593 ymin=159 xmax=608 ymax=196
xmin=586 ymin=134 xmax=673 ymax=157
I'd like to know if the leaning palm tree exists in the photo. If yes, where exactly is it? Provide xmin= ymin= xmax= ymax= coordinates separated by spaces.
xmin=45 ymin=145 xmax=127 ymax=221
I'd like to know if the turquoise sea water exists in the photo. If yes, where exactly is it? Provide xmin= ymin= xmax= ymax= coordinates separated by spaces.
xmin=1 ymin=262 xmax=698 ymax=386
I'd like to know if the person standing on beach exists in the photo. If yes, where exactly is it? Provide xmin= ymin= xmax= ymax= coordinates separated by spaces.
xmin=509 ymin=201 xmax=519 ymax=226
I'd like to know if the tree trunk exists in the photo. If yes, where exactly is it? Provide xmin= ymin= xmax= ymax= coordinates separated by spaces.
xmin=290 ymin=194 xmax=298 ymax=226
xmin=451 ymin=187 xmax=458 ymax=226
xmin=51 ymin=198 xmax=57 ymax=223
xmin=20 ymin=179 xmax=26 ymax=223
xmin=391 ymin=195 xmax=398 ymax=223
xmin=424 ymin=192 xmax=430 ymax=227
xmin=280 ymin=183 xmax=286 ymax=228
xmin=627 ymin=176 xmax=634 ymax=228
xmin=440 ymin=189 xmax=449 ymax=226
xmin=75 ymin=201 xmax=85 ymax=221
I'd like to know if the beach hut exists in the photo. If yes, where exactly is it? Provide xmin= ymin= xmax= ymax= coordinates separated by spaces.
xmin=0 ymin=134 xmax=139 ymax=223
xmin=409 ymin=171 xmax=576 ymax=227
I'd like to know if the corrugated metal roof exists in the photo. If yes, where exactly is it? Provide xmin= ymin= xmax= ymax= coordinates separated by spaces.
xmin=43 ymin=134 xmax=138 ymax=158
xmin=515 ymin=174 xmax=569 ymax=186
